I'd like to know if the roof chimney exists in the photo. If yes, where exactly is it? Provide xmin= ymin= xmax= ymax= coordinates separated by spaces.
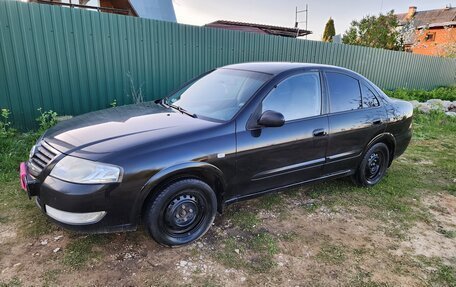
xmin=406 ymin=6 xmax=417 ymax=19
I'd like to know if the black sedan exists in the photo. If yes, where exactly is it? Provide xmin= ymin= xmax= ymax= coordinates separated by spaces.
xmin=20 ymin=62 xmax=413 ymax=246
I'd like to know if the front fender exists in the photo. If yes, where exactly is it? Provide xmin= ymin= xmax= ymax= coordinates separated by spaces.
xmin=131 ymin=162 xmax=226 ymax=223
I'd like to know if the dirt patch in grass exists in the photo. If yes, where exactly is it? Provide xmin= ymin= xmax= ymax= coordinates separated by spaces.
xmin=395 ymin=194 xmax=456 ymax=262
xmin=257 ymin=201 xmax=427 ymax=286
xmin=1 ymin=187 xmax=455 ymax=286
xmin=0 ymin=196 xmax=420 ymax=285
xmin=0 ymin=224 xmax=16 ymax=245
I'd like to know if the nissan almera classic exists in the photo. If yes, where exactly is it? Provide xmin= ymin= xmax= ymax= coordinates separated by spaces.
xmin=20 ymin=62 xmax=413 ymax=246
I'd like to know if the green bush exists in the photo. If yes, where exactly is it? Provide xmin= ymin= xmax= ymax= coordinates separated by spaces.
xmin=36 ymin=108 xmax=58 ymax=132
xmin=384 ymin=87 xmax=456 ymax=102
xmin=0 ymin=108 xmax=15 ymax=137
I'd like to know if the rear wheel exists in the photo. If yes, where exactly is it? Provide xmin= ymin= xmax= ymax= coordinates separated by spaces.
xmin=144 ymin=179 xmax=217 ymax=246
xmin=353 ymin=142 xmax=389 ymax=187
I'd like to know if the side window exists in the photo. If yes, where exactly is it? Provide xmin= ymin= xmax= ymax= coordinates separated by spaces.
xmin=262 ymin=72 xmax=321 ymax=121
xmin=361 ymin=84 xmax=380 ymax=108
xmin=326 ymin=72 xmax=362 ymax=113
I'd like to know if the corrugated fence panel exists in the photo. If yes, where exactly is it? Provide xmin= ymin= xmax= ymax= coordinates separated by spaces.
xmin=0 ymin=0 xmax=455 ymax=130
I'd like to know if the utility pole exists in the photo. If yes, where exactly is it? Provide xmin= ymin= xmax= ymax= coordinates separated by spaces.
xmin=295 ymin=4 xmax=309 ymax=39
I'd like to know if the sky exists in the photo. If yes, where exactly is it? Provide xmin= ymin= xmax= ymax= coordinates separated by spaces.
xmin=172 ymin=0 xmax=455 ymax=41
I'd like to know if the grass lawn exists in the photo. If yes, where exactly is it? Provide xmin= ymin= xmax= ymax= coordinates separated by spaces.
xmin=0 ymin=110 xmax=455 ymax=286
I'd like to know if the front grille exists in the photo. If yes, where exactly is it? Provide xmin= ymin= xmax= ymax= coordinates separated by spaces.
xmin=29 ymin=141 xmax=59 ymax=176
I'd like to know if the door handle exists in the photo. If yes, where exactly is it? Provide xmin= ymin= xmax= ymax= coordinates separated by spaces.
xmin=372 ymin=119 xmax=382 ymax=125
xmin=313 ymin=128 xmax=327 ymax=137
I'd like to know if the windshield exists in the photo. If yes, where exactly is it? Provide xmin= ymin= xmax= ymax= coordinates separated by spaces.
xmin=165 ymin=68 xmax=271 ymax=121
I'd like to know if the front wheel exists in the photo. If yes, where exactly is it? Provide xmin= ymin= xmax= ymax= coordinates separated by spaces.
xmin=144 ymin=179 xmax=217 ymax=246
xmin=353 ymin=142 xmax=389 ymax=187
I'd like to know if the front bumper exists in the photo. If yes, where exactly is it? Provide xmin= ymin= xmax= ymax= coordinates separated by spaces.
xmin=20 ymin=162 xmax=138 ymax=233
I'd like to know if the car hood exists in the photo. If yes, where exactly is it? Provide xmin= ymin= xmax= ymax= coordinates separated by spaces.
xmin=43 ymin=102 xmax=218 ymax=158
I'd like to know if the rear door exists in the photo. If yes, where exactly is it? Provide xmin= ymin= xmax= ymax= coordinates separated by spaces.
xmin=323 ymin=71 xmax=387 ymax=175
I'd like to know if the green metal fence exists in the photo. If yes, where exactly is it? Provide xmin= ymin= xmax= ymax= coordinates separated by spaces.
xmin=1 ymin=0 xmax=455 ymax=130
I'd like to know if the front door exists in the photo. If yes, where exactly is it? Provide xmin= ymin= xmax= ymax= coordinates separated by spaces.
xmin=233 ymin=72 xmax=329 ymax=198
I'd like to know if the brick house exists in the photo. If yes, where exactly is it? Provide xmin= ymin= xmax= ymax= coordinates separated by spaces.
xmin=396 ymin=6 xmax=456 ymax=56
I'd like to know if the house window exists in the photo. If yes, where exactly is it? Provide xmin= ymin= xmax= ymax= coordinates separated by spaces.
xmin=425 ymin=32 xmax=436 ymax=42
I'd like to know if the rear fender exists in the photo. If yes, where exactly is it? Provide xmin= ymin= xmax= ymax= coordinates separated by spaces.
xmin=365 ymin=132 xmax=396 ymax=166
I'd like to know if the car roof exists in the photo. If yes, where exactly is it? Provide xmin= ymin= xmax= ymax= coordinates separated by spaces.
xmin=222 ymin=62 xmax=352 ymax=75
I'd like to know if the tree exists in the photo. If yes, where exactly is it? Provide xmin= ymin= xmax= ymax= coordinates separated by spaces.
xmin=322 ymin=18 xmax=335 ymax=42
xmin=342 ymin=10 xmax=400 ymax=50
xmin=397 ymin=19 xmax=417 ymax=50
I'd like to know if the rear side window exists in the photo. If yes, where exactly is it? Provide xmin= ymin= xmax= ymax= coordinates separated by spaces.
xmin=361 ymin=84 xmax=380 ymax=108
xmin=326 ymin=72 xmax=362 ymax=113
xmin=262 ymin=72 xmax=321 ymax=121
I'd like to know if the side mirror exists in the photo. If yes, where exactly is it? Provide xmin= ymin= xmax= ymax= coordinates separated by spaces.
xmin=257 ymin=110 xmax=285 ymax=128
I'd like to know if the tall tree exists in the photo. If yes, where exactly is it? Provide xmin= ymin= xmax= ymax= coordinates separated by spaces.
xmin=342 ymin=10 xmax=400 ymax=50
xmin=322 ymin=18 xmax=336 ymax=42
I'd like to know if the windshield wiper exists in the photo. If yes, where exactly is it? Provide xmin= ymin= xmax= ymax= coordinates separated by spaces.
xmin=171 ymin=105 xmax=198 ymax=118
xmin=160 ymin=99 xmax=197 ymax=118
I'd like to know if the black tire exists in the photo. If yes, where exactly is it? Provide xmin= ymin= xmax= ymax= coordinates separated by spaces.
xmin=353 ymin=142 xmax=390 ymax=187
xmin=144 ymin=179 xmax=217 ymax=247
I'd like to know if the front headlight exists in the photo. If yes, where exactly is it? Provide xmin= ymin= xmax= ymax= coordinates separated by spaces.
xmin=50 ymin=156 xmax=122 ymax=184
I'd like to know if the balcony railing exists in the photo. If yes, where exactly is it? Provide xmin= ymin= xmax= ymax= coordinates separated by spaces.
xmin=36 ymin=0 xmax=130 ymax=15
